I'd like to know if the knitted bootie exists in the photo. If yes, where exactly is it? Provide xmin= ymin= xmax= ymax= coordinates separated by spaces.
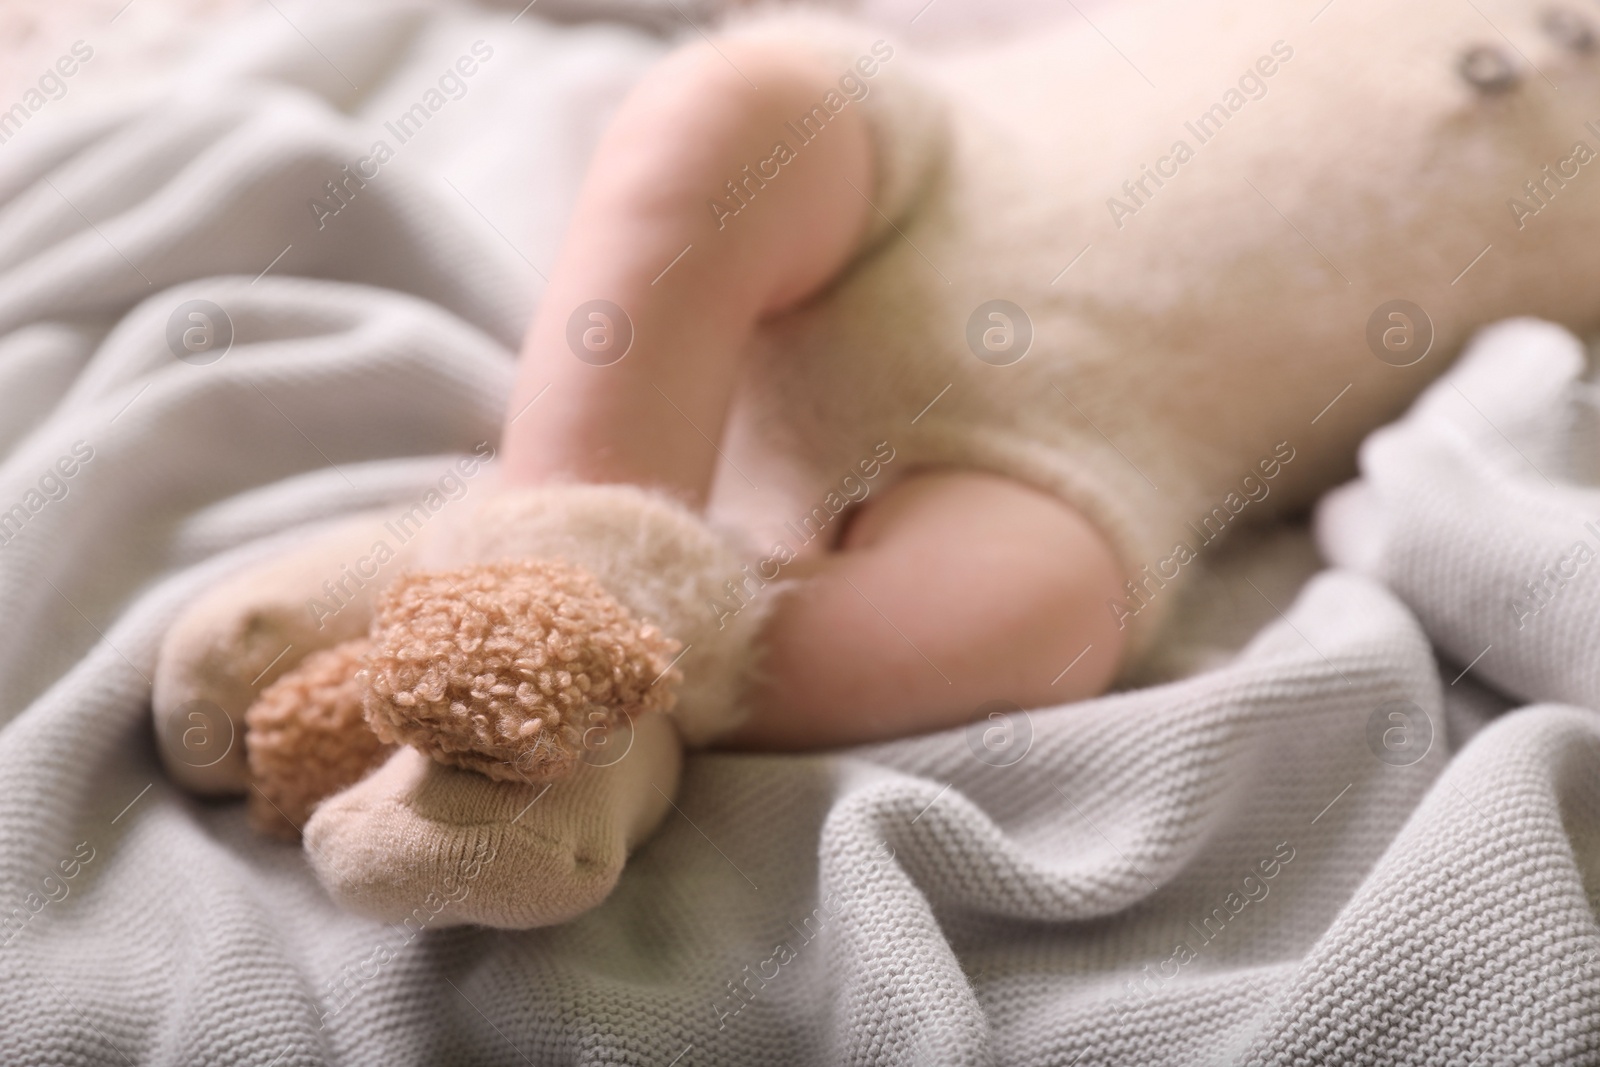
xmin=299 ymin=482 xmax=769 ymax=926
xmin=153 ymin=512 xmax=417 ymax=798
xmin=305 ymin=712 xmax=682 ymax=928
xmin=408 ymin=483 xmax=770 ymax=748
xmin=155 ymin=479 xmax=768 ymax=926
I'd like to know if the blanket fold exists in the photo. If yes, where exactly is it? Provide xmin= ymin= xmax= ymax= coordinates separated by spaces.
xmin=0 ymin=3 xmax=1596 ymax=1065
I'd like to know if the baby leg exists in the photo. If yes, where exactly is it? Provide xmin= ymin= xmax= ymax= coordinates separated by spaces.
xmin=501 ymin=36 xmax=874 ymax=504
xmin=505 ymin=41 xmax=1131 ymax=750
xmin=311 ymin=38 xmax=883 ymax=925
xmin=728 ymin=469 xmax=1131 ymax=749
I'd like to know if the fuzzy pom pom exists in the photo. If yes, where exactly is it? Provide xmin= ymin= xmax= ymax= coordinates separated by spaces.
xmin=245 ymin=638 xmax=394 ymax=839
xmin=361 ymin=559 xmax=682 ymax=783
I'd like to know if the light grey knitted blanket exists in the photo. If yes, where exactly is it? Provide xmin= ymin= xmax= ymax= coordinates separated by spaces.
xmin=1 ymin=2 xmax=1597 ymax=1064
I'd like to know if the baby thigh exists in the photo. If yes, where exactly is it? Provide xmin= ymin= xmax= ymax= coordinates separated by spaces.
xmin=728 ymin=468 xmax=1130 ymax=749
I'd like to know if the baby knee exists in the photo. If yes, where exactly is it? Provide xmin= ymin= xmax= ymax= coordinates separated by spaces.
xmin=625 ymin=36 xmax=842 ymax=136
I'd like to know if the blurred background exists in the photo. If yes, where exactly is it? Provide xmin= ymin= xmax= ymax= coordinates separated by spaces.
xmin=0 ymin=0 xmax=1100 ymax=111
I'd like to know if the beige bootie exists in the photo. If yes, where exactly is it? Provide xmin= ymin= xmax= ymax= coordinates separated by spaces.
xmin=153 ymin=482 xmax=767 ymax=927
xmin=152 ymin=513 xmax=416 ymax=797
xmin=304 ymin=713 xmax=680 ymax=928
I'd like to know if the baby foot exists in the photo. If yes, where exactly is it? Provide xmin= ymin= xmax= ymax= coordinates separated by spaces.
xmin=303 ymin=710 xmax=681 ymax=928
xmin=154 ymin=481 xmax=762 ymax=927
xmin=296 ymin=551 xmax=685 ymax=924
xmin=153 ymin=511 xmax=411 ymax=795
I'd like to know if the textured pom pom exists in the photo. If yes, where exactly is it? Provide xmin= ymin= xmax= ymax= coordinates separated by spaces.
xmin=361 ymin=559 xmax=682 ymax=783
xmin=245 ymin=638 xmax=394 ymax=840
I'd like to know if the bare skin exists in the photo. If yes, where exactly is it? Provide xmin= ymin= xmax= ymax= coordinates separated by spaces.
xmin=501 ymin=39 xmax=1130 ymax=749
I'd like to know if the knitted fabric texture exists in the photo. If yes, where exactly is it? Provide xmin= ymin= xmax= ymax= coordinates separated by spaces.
xmin=10 ymin=5 xmax=1600 ymax=1063
xmin=244 ymin=638 xmax=393 ymax=839
xmin=1318 ymin=317 xmax=1600 ymax=713
xmin=362 ymin=560 xmax=681 ymax=783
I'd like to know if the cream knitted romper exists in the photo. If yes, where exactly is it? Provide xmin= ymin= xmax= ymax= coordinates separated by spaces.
xmin=711 ymin=0 xmax=1600 ymax=648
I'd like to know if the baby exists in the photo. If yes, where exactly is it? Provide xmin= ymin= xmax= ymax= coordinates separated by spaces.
xmin=497 ymin=0 xmax=1600 ymax=746
xmin=499 ymin=26 xmax=1128 ymax=751
xmin=156 ymin=0 xmax=1600 ymax=925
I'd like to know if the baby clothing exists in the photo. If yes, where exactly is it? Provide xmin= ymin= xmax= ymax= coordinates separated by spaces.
xmin=714 ymin=0 xmax=1600 ymax=647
